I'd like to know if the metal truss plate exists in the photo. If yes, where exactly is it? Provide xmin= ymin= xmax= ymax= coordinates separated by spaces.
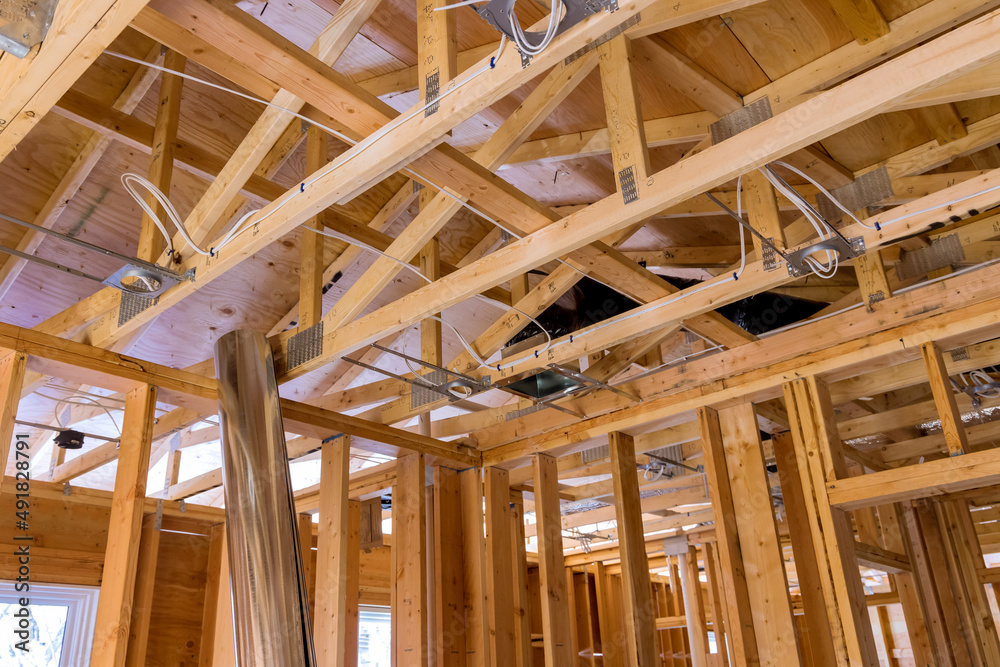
xmin=479 ymin=0 xmax=619 ymax=66
xmin=410 ymin=370 xmax=448 ymax=409
xmin=580 ymin=444 xmax=610 ymax=464
xmin=118 ymin=291 xmax=158 ymax=327
xmin=424 ymin=69 xmax=440 ymax=117
xmin=618 ymin=165 xmax=638 ymax=204
xmin=504 ymin=402 xmax=546 ymax=422
xmin=287 ymin=321 xmax=324 ymax=371
xmin=950 ymin=347 xmax=970 ymax=362
xmin=895 ymin=232 xmax=966 ymax=280
xmin=0 ymin=0 xmax=57 ymax=59
xmin=815 ymin=166 xmax=894 ymax=222
xmin=786 ymin=235 xmax=865 ymax=277
xmin=710 ymin=97 xmax=772 ymax=144
xmin=761 ymin=236 xmax=777 ymax=271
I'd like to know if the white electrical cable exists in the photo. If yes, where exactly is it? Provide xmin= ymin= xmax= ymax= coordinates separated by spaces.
xmin=36 ymin=392 xmax=123 ymax=436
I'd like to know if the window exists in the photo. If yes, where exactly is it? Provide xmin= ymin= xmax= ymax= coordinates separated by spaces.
xmin=358 ymin=605 xmax=391 ymax=667
xmin=0 ymin=581 xmax=100 ymax=667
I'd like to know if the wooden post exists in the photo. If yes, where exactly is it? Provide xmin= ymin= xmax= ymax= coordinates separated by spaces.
xmin=299 ymin=512 xmax=316 ymax=611
xmin=345 ymin=499 xmax=361 ymax=667
xmin=0 ymin=350 xmax=27 ymax=495
xmin=855 ymin=250 xmax=892 ymax=311
xmin=485 ymin=467 xmax=516 ymax=665
xmin=434 ymin=466 xmax=467 ymax=667
xmin=702 ymin=542 xmax=729 ymax=666
xmin=921 ymin=341 xmax=969 ymax=456
xmin=771 ymin=430 xmax=839 ymax=664
xmin=124 ymin=514 xmax=161 ymax=667
xmin=299 ymin=125 xmax=328 ymax=329
xmin=742 ymin=170 xmax=786 ymax=258
xmin=394 ymin=452 xmax=428 ymax=666
xmin=594 ymin=561 xmax=621 ymax=666
xmin=460 ymin=467 xmax=489 ymax=667
xmin=90 ymin=384 xmax=158 ymax=667
xmin=510 ymin=490 xmax=534 ymax=667
xmin=314 ymin=434 xmax=351 ymax=666
xmin=137 ymin=50 xmax=185 ymax=263
xmin=607 ymin=431 xmax=659 ymax=666
xmin=717 ymin=402 xmax=801 ymax=664
xmin=696 ymin=406 xmax=761 ymax=665
xmin=679 ymin=546 xmax=710 ymax=666
xmin=201 ymin=523 xmax=236 ymax=667
xmin=783 ymin=377 xmax=880 ymax=665
xmin=533 ymin=453 xmax=574 ymax=666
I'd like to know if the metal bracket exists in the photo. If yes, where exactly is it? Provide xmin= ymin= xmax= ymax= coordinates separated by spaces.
xmin=618 ymin=165 xmax=638 ymax=204
xmin=477 ymin=0 xmax=619 ymax=66
xmin=0 ymin=0 xmax=58 ymax=58
xmin=62 ymin=481 xmax=71 ymax=496
xmin=710 ymin=97 xmax=772 ymax=144
xmin=761 ymin=237 xmax=777 ymax=271
xmin=786 ymin=236 xmax=865 ymax=277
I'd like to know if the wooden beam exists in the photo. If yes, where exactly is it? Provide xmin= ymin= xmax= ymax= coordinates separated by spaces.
xmin=484 ymin=467 xmax=516 ymax=665
xmin=607 ymin=431 xmax=660 ymax=665
xmin=920 ymin=341 xmax=969 ymax=456
xmin=678 ymin=546 xmax=709 ymax=666
xmin=771 ymin=430 xmax=839 ymax=664
xmin=314 ymin=434 xmax=351 ymax=666
xmin=0 ymin=350 xmax=26 ymax=493
xmin=433 ymin=467 xmax=466 ymax=667
xmin=920 ymin=103 xmax=969 ymax=144
xmin=0 ymin=0 xmax=152 ymax=161
xmin=742 ymin=170 xmax=786 ymax=257
xmin=717 ymin=402 xmax=800 ymax=663
xmin=783 ymin=377 xmax=880 ymax=664
xmin=696 ymin=406 xmax=760 ymax=665
xmin=533 ymin=454 xmax=574 ymax=666
xmin=300 ymin=126 xmax=329 ymax=329
xmin=137 ymin=49 xmax=185 ymax=262
xmin=510 ymin=491 xmax=533 ymax=667
xmin=198 ymin=523 xmax=232 ymax=667
xmin=460 ymin=467 xmax=489 ymax=666
xmin=90 ymin=384 xmax=157 ymax=667
xmin=123 ymin=514 xmax=160 ymax=667
xmin=393 ymin=452 xmax=427 ymax=666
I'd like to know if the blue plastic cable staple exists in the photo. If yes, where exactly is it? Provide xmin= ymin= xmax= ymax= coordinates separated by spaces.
xmin=322 ymin=433 xmax=344 ymax=444
xmin=209 ymin=247 xmax=215 ymax=257
xmin=534 ymin=350 xmax=539 ymax=358
xmin=733 ymin=271 xmax=738 ymax=281
xmin=875 ymin=221 xmax=881 ymax=231
xmin=570 ymin=335 xmax=573 ymax=343
xmin=300 ymin=183 xmax=305 ymax=193
xmin=490 ymin=56 xmax=496 ymax=68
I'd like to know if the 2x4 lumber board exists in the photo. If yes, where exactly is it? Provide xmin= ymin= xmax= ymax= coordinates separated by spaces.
xmin=0 ymin=45 xmax=163 ymax=303
xmin=784 ymin=377 xmax=881 ymax=665
xmin=480 ymin=214 xmax=1000 ymax=464
xmin=484 ymin=467 xmax=516 ymax=666
xmin=124 ymin=514 xmax=160 ymax=667
xmin=314 ymin=435 xmax=351 ymax=665
xmin=433 ymin=467 xmax=467 ymax=667
xmin=717 ymin=402 xmax=800 ymax=664
xmin=770 ymin=431 xmax=839 ymax=665
xmin=678 ymin=546 xmax=709 ymax=666
xmin=0 ymin=351 xmax=27 ymax=491
xmin=829 ymin=445 xmax=1000 ymax=510
xmin=416 ymin=0 xmax=457 ymax=103
xmin=854 ymin=250 xmax=892 ymax=311
xmin=89 ymin=384 xmax=157 ymax=667
xmin=696 ymin=407 xmax=760 ymax=665
xmin=532 ymin=454 xmax=574 ymax=666
xmin=920 ymin=341 xmax=970 ymax=456
xmin=300 ymin=126 xmax=329 ymax=329
xmin=198 ymin=523 xmax=227 ymax=667
xmin=393 ymin=453 xmax=427 ymax=666
xmin=459 ymin=467 xmax=489 ymax=666
xmin=702 ymin=542 xmax=731 ymax=664
xmin=0 ymin=0 xmax=152 ymax=162
xmin=607 ymin=431 xmax=660 ymax=666
xmin=510 ymin=492 xmax=533 ymax=667
xmin=345 ymin=500 xmax=361 ymax=667
xmin=742 ymin=170 xmax=785 ymax=257
xmin=826 ymin=0 xmax=890 ymax=44
xmin=137 ymin=49 xmax=186 ymax=262
xmin=599 ymin=34 xmax=652 ymax=188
